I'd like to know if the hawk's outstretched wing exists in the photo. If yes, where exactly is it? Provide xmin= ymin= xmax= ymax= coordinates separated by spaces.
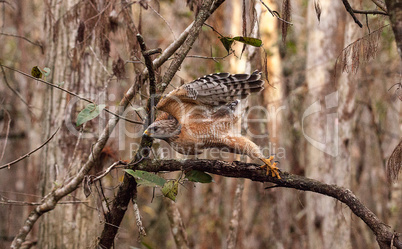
xmin=156 ymin=71 xmax=264 ymax=122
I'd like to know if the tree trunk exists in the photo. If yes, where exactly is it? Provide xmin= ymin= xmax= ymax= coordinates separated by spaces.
xmin=305 ymin=0 xmax=350 ymax=248
xmin=37 ymin=0 xmax=110 ymax=247
xmin=385 ymin=0 xmax=402 ymax=59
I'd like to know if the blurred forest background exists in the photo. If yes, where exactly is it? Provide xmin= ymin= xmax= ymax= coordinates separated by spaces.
xmin=0 ymin=0 xmax=401 ymax=248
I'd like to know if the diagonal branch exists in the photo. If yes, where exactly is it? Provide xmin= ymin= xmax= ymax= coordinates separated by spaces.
xmin=341 ymin=0 xmax=363 ymax=28
xmin=0 ymin=64 xmax=144 ymax=125
xmin=136 ymin=158 xmax=402 ymax=249
xmin=371 ymin=0 xmax=387 ymax=12
xmin=0 ymin=128 xmax=59 ymax=170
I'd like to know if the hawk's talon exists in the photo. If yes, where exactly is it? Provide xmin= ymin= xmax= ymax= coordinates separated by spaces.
xmin=260 ymin=156 xmax=281 ymax=179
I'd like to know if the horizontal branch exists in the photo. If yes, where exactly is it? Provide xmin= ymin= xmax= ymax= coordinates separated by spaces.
xmin=353 ymin=9 xmax=388 ymax=15
xmin=136 ymin=158 xmax=402 ymax=249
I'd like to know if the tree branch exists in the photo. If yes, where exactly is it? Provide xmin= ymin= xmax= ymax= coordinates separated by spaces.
xmin=0 ymin=32 xmax=44 ymax=52
xmin=0 ymin=128 xmax=59 ymax=170
xmin=158 ymin=0 xmax=226 ymax=94
xmin=136 ymin=158 xmax=402 ymax=249
xmin=0 ymin=64 xmax=144 ymax=125
xmin=371 ymin=0 xmax=387 ymax=12
xmin=352 ymin=9 xmax=388 ymax=15
xmin=341 ymin=0 xmax=363 ymax=28
xmin=96 ymin=0 xmax=226 ymax=248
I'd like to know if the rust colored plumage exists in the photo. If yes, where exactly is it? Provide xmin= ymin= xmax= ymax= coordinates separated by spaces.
xmin=144 ymin=71 xmax=280 ymax=178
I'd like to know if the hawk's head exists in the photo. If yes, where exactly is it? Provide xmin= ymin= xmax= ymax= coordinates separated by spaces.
xmin=143 ymin=117 xmax=181 ymax=141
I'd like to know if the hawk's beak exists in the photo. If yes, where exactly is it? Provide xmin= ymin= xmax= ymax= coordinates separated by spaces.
xmin=143 ymin=129 xmax=150 ymax=136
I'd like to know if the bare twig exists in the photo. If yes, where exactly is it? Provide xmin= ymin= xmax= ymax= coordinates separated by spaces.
xmin=0 ymin=197 xmax=88 ymax=206
xmin=89 ymin=45 xmax=112 ymax=76
xmin=352 ymin=9 xmax=388 ymax=15
xmin=0 ymin=127 xmax=59 ymax=170
xmin=137 ymin=34 xmax=157 ymax=100
xmin=204 ymin=23 xmax=225 ymax=37
xmin=371 ymin=0 xmax=387 ymax=12
xmin=0 ymin=109 xmax=10 ymax=162
xmin=158 ymin=0 xmax=226 ymax=94
xmin=0 ymin=32 xmax=43 ymax=52
xmin=259 ymin=0 xmax=293 ymax=25
xmin=91 ymin=160 xmax=127 ymax=183
xmin=0 ymin=64 xmax=143 ymax=125
xmin=341 ymin=0 xmax=363 ymax=28
xmin=103 ymin=109 xmax=144 ymax=125
xmin=1 ymin=64 xmax=93 ymax=101
xmin=0 ymin=65 xmax=32 ymax=110
xmin=184 ymin=52 xmax=233 ymax=62
xmin=148 ymin=4 xmax=176 ymax=41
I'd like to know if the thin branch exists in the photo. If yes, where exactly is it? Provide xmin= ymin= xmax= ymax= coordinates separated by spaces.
xmin=90 ymin=160 xmax=127 ymax=183
xmin=0 ymin=32 xmax=44 ymax=52
xmin=341 ymin=0 xmax=363 ymax=28
xmin=0 ymin=127 xmax=59 ymax=170
xmin=204 ymin=23 xmax=225 ymax=37
xmin=158 ymin=0 xmax=226 ymax=94
xmin=371 ymin=0 xmax=387 ymax=12
xmin=0 ymin=109 xmax=10 ymax=162
xmin=136 ymin=34 xmax=157 ymax=101
xmin=148 ymin=4 xmax=176 ymax=41
xmin=1 ymin=64 xmax=93 ymax=101
xmin=0 ymin=64 xmax=143 ymax=125
xmin=184 ymin=52 xmax=233 ymax=62
xmin=103 ymin=109 xmax=144 ymax=125
xmin=352 ymin=9 xmax=388 ymax=15
xmin=136 ymin=158 xmax=402 ymax=249
xmin=0 ymin=198 xmax=88 ymax=206
xmin=0 ymin=65 xmax=32 ymax=110
xmin=259 ymin=0 xmax=293 ymax=25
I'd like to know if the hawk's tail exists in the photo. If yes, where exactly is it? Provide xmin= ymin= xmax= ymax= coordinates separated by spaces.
xmin=187 ymin=70 xmax=264 ymax=106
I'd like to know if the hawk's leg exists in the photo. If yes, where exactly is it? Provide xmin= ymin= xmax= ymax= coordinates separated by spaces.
xmin=222 ymin=136 xmax=281 ymax=179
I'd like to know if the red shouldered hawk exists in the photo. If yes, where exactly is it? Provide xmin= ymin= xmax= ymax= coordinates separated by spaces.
xmin=144 ymin=71 xmax=280 ymax=178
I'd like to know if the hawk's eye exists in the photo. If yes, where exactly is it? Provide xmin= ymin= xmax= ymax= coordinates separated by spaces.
xmin=154 ymin=127 xmax=159 ymax=132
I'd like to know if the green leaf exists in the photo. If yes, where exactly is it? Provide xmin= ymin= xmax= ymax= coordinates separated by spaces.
xmin=140 ymin=242 xmax=154 ymax=249
xmin=219 ymin=36 xmax=234 ymax=53
xmin=43 ymin=67 xmax=51 ymax=77
xmin=76 ymin=103 xmax=106 ymax=126
xmin=31 ymin=66 xmax=42 ymax=79
xmin=232 ymin=36 xmax=262 ymax=47
xmin=124 ymin=169 xmax=166 ymax=187
xmin=162 ymin=180 xmax=179 ymax=201
xmin=185 ymin=170 xmax=213 ymax=183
